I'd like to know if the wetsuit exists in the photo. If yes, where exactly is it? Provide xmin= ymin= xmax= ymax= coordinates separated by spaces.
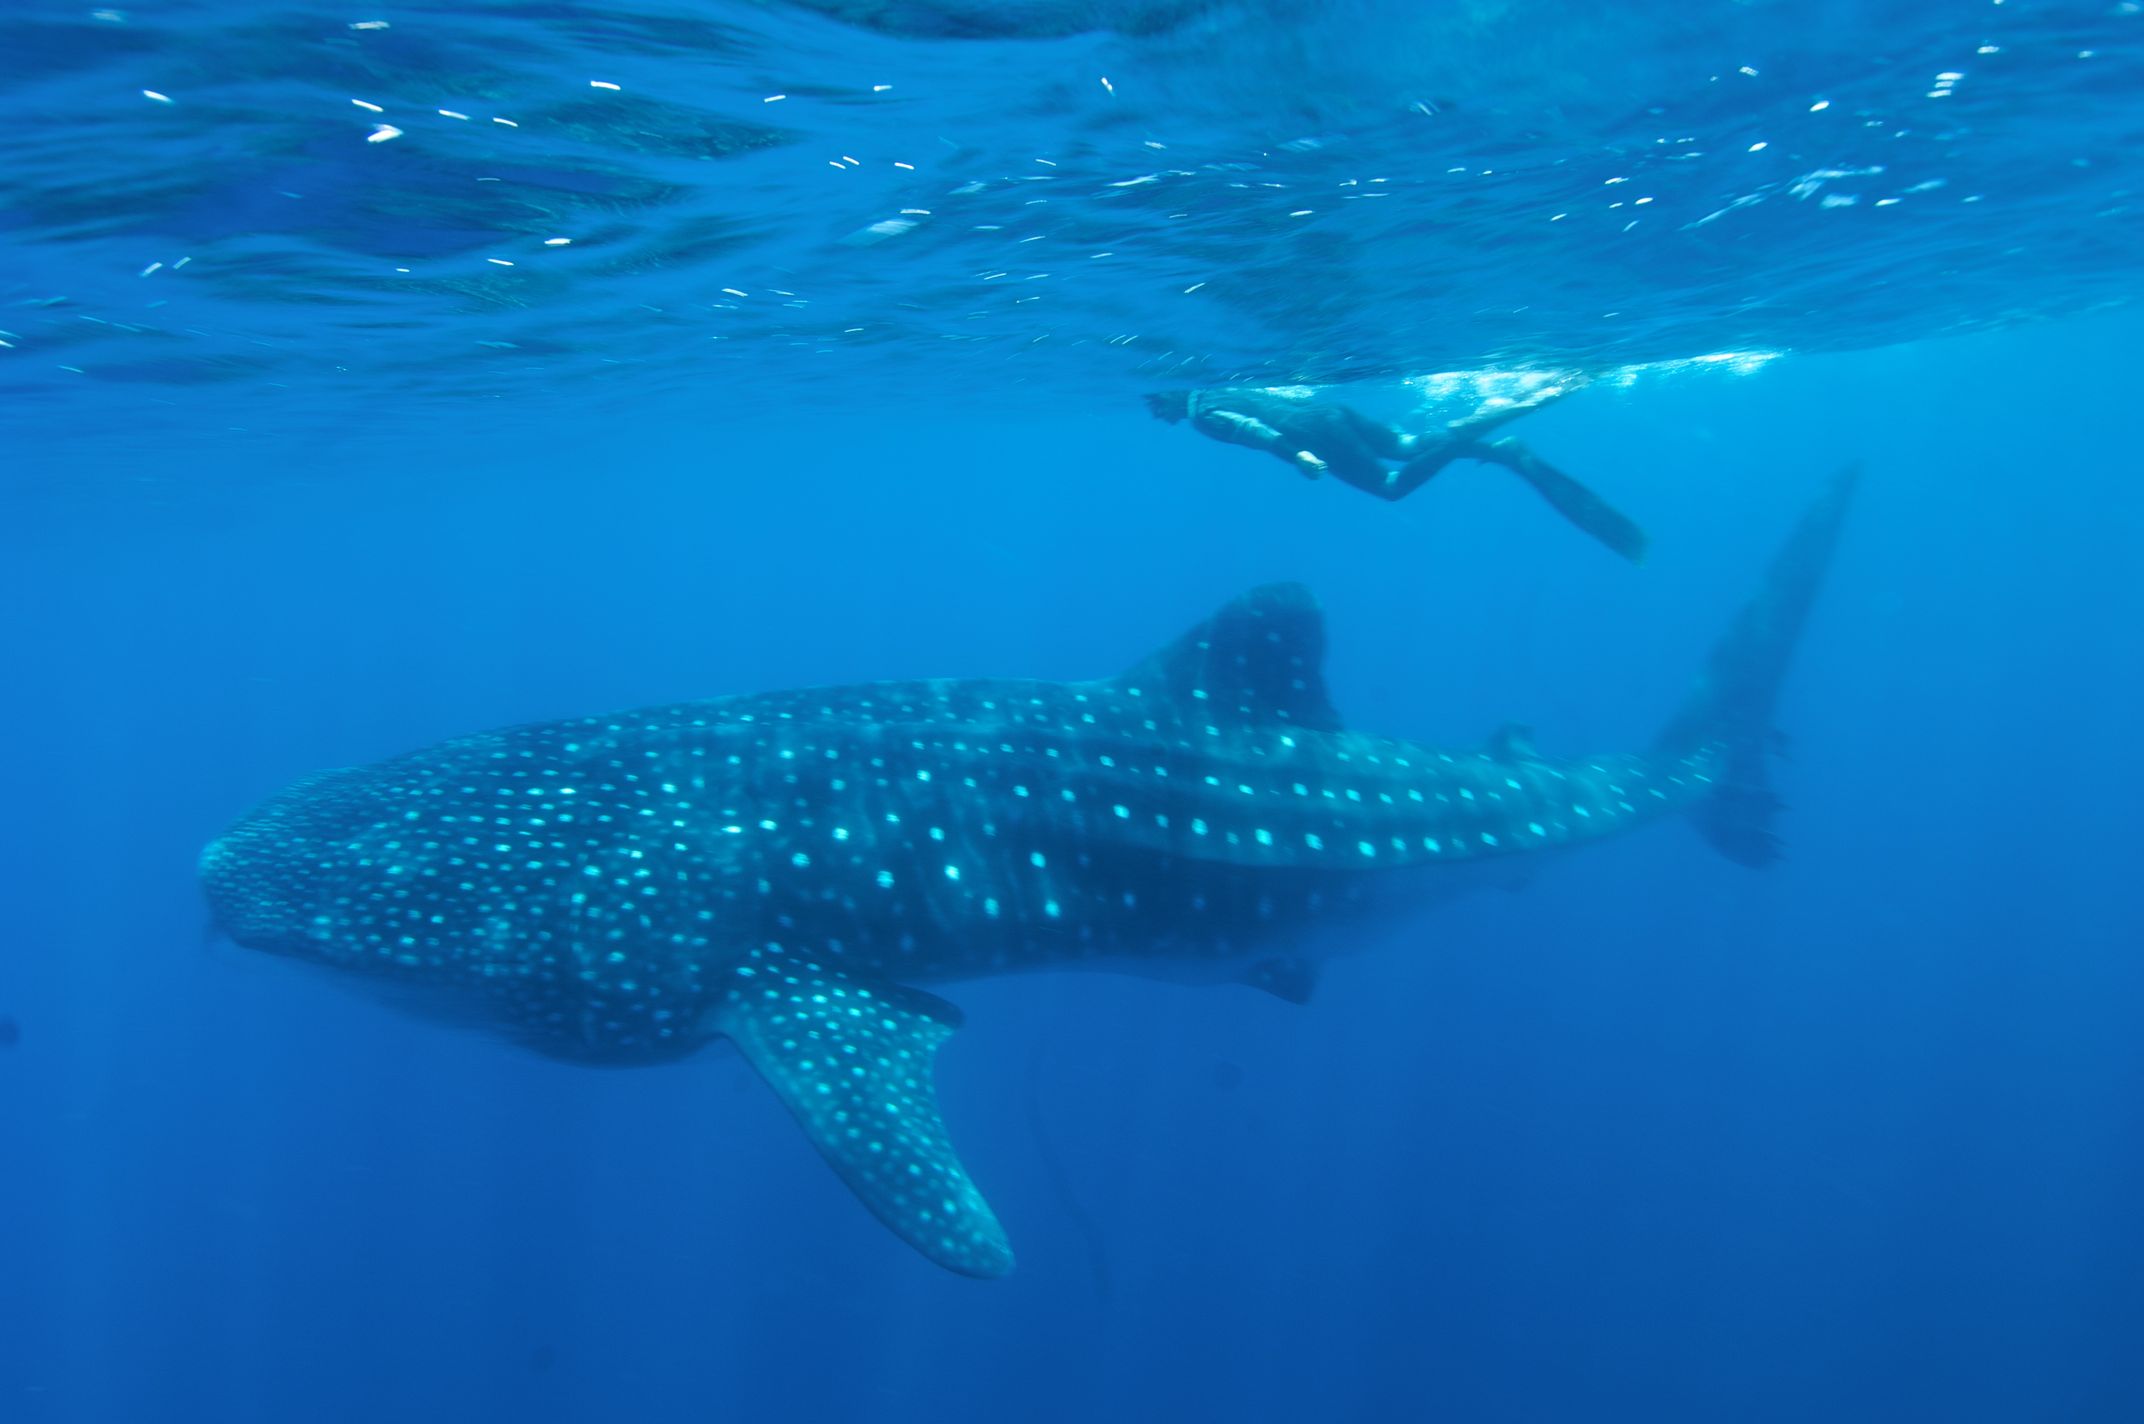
xmin=1156 ymin=385 xmax=1648 ymax=564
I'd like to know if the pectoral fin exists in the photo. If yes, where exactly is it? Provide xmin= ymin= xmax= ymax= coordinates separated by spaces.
xmin=716 ymin=971 xmax=1013 ymax=1278
xmin=1242 ymin=954 xmax=1320 ymax=1005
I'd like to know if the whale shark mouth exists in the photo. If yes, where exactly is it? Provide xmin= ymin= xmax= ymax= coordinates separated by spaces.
xmin=200 ymin=765 xmax=377 ymax=955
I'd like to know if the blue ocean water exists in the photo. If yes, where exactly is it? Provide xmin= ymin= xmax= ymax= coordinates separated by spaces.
xmin=3 ymin=3 xmax=2142 ymax=1422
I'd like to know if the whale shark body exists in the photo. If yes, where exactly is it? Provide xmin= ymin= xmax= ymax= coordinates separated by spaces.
xmin=201 ymin=472 xmax=1856 ymax=1276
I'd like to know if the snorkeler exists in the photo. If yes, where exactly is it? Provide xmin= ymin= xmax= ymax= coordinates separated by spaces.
xmin=1144 ymin=380 xmax=1648 ymax=564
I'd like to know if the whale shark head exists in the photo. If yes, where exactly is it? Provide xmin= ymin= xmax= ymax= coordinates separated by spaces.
xmin=200 ymin=764 xmax=394 ymax=964
xmin=200 ymin=725 xmax=756 ymax=1039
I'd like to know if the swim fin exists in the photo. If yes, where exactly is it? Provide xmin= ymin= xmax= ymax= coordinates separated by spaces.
xmin=1473 ymin=436 xmax=1650 ymax=564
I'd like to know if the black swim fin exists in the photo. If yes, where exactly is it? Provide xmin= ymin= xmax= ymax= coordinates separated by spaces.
xmin=1474 ymin=436 xmax=1649 ymax=564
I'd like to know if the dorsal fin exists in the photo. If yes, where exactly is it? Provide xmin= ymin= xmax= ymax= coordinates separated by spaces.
xmin=1484 ymin=722 xmax=1538 ymax=761
xmin=1114 ymin=583 xmax=1342 ymax=732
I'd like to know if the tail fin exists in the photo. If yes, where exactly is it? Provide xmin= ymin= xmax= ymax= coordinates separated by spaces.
xmin=1653 ymin=466 xmax=1860 ymax=866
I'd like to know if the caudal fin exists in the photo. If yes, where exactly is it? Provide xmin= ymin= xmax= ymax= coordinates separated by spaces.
xmin=1653 ymin=466 xmax=1861 ymax=866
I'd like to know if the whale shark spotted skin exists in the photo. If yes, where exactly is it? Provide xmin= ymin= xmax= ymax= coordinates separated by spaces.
xmin=201 ymin=472 xmax=1856 ymax=1277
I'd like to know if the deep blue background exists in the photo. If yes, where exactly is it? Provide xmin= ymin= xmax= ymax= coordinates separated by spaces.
xmin=3 ymin=314 xmax=2142 ymax=1421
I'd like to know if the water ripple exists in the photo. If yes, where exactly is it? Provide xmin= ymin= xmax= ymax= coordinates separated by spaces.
xmin=2 ymin=0 xmax=2139 ymax=425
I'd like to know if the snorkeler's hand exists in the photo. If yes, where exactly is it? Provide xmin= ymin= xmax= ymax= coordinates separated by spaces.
xmin=1292 ymin=450 xmax=1328 ymax=479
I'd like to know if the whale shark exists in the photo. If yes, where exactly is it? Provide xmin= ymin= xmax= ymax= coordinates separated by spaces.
xmin=200 ymin=470 xmax=1856 ymax=1277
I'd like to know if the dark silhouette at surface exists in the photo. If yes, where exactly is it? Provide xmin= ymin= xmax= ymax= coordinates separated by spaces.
xmin=1145 ymin=380 xmax=1649 ymax=563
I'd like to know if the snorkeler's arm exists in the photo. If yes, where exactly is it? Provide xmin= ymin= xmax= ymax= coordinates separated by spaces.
xmin=1192 ymin=405 xmax=1328 ymax=477
xmin=1197 ymin=407 xmax=1286 ymax=447
xmin=1466 ymin=436 xmax=1648 ymax=564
